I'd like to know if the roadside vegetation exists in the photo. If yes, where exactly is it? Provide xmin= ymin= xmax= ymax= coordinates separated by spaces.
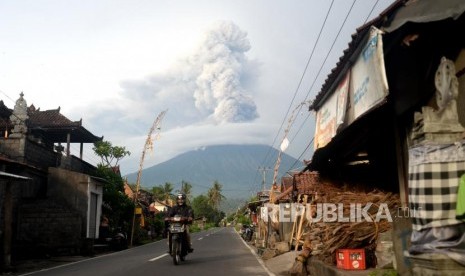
xmin=92 ymin=140 xmax=230 ymax=246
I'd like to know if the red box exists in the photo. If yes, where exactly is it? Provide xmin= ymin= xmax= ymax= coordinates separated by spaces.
xmin=336 ymin=249 xmax=366 ymax=270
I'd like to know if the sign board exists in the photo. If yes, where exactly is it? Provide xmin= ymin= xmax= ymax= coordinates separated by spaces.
xmin=314 ymin=26 xmax=388 ymax=150
xmin=336 ymin=72 xmax=350 ymax=129
xmin=314 ymin=72 xmax=349 ymax=150
xmin=350 ymin=26 xmax=389 ymax=120
xmin=314 ymin=91 xmax=338 ymax=149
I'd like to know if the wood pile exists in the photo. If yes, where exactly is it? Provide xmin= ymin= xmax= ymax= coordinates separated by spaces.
xmin=304 ymin=181 xmax=401 ymax=266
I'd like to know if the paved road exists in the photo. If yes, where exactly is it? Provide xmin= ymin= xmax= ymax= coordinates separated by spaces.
xmin=21 ymin=227 xmax=273 ymax=276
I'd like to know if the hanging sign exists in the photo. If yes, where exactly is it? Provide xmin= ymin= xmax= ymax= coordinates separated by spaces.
xmin=350 ymin=26 xmax=389 ymax=120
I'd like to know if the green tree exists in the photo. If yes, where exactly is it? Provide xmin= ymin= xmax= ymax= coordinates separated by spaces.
xmin=93 ymin=140 xmax=133 ymax=234
xmin=162 ymin=182 xmax=174 ymax=201
xmin=151 ymin=185 xmax=164 ymax=201
xmin=207 ymin=180 xmax=226 ymax=210
xmin=192 ymin=195 xmax=215 ymax=219
xmin=151 ymin=182 xmax=174 ymax=203
xmin=95 ymin=165 xmax=134 ymax=233
xmin=192 ymin=194 xmax=225 ymax=226
xmin=93 ymin=140 xmax=131 ymax=167
xmin=178 ymin=180 xmax=193 ymax=203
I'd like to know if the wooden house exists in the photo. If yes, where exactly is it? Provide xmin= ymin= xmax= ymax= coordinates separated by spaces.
xmin=307 ymin=0 xmax=465 ymax=274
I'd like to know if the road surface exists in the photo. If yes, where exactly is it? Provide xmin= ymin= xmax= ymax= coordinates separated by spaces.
xmin=21 ymin=227 xmax=273 ymax=276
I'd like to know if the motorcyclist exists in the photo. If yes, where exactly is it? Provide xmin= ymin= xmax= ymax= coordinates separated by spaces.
xmin=165 ymin=193 xmax=194 ymax=253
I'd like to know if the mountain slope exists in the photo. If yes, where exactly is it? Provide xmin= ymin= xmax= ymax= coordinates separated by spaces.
xmin=124 ymin=144 xmax=302 ymax=199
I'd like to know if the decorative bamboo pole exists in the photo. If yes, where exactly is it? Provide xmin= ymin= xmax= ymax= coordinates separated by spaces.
xmin=129 ymin=110 xmax=167 ymax=247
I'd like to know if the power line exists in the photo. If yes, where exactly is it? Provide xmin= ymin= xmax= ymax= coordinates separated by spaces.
xmin=270 ymin=0 xmax=359 ymax=182
xmin=256 ymin=0 xmax=336 ymax=188
xmin=0 ymin=89 xmax=17 ymax=103
xmin=259 ymin=0 xmax=335 ymax=167
xmin=302 ymin=0 xmax=358 ymax=104
xmin=287 ymin=137 xmax=314 ymax=172
xmin=364 ymin=0 xmax=381 ymax=24
xmin=284 ymin=0 xmax=382 ymax=174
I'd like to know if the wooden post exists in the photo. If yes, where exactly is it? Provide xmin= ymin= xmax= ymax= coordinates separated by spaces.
xmin=295 ymin=195 xmax=308 ymax=251
xmin=66 ymin=132 xmax=71 ymax=156
xmin=289 ymin=211 xmax=297 ymax=249
xmin=2 ymin=180 xmax=12 ymax=268
xmin=288 ymin=194 xmax=301 ymax=249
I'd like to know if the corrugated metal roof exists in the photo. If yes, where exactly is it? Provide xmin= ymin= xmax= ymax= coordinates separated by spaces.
xmin=310 ymin=0 xmax=405 ymax=111
xmin=310 ymin=0 xmax=465 ymax=111
xmin=0 ymin=171 xmax=31 ymax=180
xmin=384 ymin=0 xmax=465 ymax=32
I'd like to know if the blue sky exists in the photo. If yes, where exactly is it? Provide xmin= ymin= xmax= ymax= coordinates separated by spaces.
xmin=0 ymin=0 xmax=394 ymax=175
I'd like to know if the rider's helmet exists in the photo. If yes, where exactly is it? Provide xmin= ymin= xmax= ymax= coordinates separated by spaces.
xmin=176 ymin=193 xmax=186 ymax=206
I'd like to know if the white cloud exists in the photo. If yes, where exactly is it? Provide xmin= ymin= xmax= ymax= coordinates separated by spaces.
xmin=0 ymin=0 xmax=396 ymax=176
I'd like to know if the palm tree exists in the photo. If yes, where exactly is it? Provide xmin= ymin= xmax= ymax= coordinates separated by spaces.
xmin=163 ymin=182 xmax=173 ymax=201
xmin=208 ymin=180 xmax=226 ymax=210
xmin=151 ymin=185 xmax=164 ymax=200
xmin=179 ymin=180 xmax=193 ymax=203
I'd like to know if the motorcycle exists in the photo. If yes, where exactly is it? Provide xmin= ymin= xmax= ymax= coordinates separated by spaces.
xmin=168 ymin=215 xmax=190 ymax=265
xmin=241 ymin=224 xmax=254 ymax=242
xmin=109 ymin=227 xmax=128 ymax=251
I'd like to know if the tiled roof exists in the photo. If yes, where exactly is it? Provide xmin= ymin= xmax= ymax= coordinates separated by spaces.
xmin=0 ymin=101 xmax=13 ymax=128
xmin=0 ymin=101 xmax=12 ymax=118
xmin=281 ymin=171 xmax=320 ymax=192
xmin=28 ymin=108 xmax=103 ymax=143
xmin=0 ymin=102 xmax=103 ymax=143
xmin=28 ymin=107 xmax=81 ymax=128
xmin=277 ymin=171 xmax=321 ymax=201
xmin=124 ymin=181 xmax=135 ymax=199
xmin=26 ymin=107 xmax=102 ymax=143
xmin=294 ymin=171 xmax=321 ymax=194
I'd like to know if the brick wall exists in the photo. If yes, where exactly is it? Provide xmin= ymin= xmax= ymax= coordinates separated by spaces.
xmin=16 ymin=200 xmax=82 ymax=258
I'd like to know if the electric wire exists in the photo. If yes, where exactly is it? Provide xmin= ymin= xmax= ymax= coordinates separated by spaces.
xmin=283 ymin=0 xmax=382 ymax=174
xmin=364 ymin=0 xmax=381 ymax=24
xmin=259 ymin=0 xmax=335 ymax=169
xmin=250 ymin=0 xmax=362 ymax=195
xmin=251 ymin=0 xmax=336 ymax=196
xmin=3 ymin=1 xmax=390 ymax=204
xmin=269 ymin=0 xmax=358 ymax=182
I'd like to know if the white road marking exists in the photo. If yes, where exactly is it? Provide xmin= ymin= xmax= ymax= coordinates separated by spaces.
xmin=149 ymin=253 xmax=169 ymax=262
xmin=237 ymin=230 xmax=275 ymax=276
xmin=198 ymin=237 xmax=203 ymax=240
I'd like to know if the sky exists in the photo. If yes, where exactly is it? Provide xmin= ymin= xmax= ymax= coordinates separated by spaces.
xmin=0 ymin=0 xmax=395 ymax=177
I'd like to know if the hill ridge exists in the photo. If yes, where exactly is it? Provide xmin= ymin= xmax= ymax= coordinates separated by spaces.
xmin=124 ymin=144 xmax=302 ymax=199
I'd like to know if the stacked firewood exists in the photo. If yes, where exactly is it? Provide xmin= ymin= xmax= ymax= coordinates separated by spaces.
xmin=304 ymin=182 xmax=401 ymax=266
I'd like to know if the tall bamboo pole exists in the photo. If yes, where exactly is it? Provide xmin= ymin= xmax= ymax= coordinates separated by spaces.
xmin=129 ymin=110 xmax=167 ymax=247
xmin=270 ymin=102 xmax=307 ymax=203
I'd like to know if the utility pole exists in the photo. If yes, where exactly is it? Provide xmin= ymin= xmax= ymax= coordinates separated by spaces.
xmin=130 ymin=110 xmax=167 ymax=247
xmin=258 ymin=167 xmax=271 ymax=192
